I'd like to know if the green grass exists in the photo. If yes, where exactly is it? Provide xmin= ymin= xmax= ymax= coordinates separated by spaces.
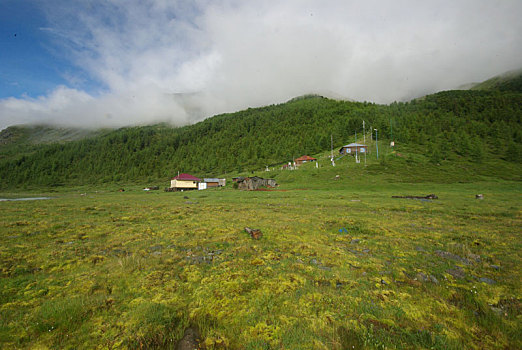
xmin=1 ymin=157 xmax=521 ymax=349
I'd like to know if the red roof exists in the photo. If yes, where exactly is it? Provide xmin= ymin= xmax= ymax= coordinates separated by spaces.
xmin=172 ymin=173 xmax=202 ymax=181
xmin=295 ymin=155 xmax=317 ymax=161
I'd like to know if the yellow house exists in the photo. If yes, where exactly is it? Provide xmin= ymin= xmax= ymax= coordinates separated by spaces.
xmin=170 ymin=173 xmax=202 ymax=191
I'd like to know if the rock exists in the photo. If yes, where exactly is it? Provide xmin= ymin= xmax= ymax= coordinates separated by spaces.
xmin=415 ymin=246 xmax=426 ymax=252
xmin=350 ymin=239 xmax=360 ymax=244
xmin=416 ymin=272 xmax=429 ymax=282
xmin=490 ymin=265 xmax=500 ymax=270
xmin=380 ymin=279 xmax=388 ymax=285
xmin=185 ymin=255 xmax=212 ymax=264
xmin=429 ymin=275 xmax=439 ymax=284
xmin=183 ymin=196 xmax=189 ymax=199
xmin=309 ymin=258 xmax=319 ymax=265
xmin=435 ymin=250 xmax=471 ymax=265
xmin=177 ymin=327 xmax=200 ymax=350
xmin=479 ymin=277 xmax=496 ymax=285
xmin=245 ymin=227 xmax=263 ymax=239
xmin=447 ymin=266 xmax=466 ymax=279
xmin=475 ymin=194 xmax=484 ymax=200
xmin=392 ymin=194 xmax=438 ymax=200
xmin=467 ymin=253 xmax=481 ymax=263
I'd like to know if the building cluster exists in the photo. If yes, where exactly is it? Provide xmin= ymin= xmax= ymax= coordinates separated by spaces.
xmin=168 ymin=173 xmax=226 ymax=191
xmin=168 ymin=142 xmax=370 ymax=191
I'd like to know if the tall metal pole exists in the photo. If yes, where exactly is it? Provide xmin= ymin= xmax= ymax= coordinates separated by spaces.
xmin=363 ymin=120 xmax=365 ymax=144
xmin=355 ymin=130 xmax=358 ymax=162
xmin=375 ymin=129 xmax=379 ymax=159
xmin=330 ymin=134 xmax=333 ymax=160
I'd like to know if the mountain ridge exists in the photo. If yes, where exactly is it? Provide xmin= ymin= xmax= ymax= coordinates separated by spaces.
xmin=0 ymin=71 xmax=521 ymax=189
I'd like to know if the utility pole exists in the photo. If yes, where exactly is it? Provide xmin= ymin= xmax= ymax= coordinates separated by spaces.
xmin=355 ymin=130 xmax=358 ymax=163
xmin=330 ymin=134 xmax=333 ymax=161
xmin=390 ymin=118 xmax=393 ymax=141
xmin=375 ymin=129 xmax=379 ymax=160
xmin=363 ymin=122 xmax=367 ymax=165
xmin=363 ymin=120 xmax=365 ymax=144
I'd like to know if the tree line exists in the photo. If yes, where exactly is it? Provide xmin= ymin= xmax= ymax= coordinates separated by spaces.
xmin=0 ymin=88 xmax=521 ymax=188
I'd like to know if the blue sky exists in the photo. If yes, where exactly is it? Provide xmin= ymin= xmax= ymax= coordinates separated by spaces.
xmin=0 ymin=1 xmax=85 ymax=98
xmin=1 ymin=0 xmax=522 ymax=130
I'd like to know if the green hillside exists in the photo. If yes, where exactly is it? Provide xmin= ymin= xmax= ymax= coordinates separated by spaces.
xmin=471 ymin=69 xmax=522 ymax=92
xmin=1 ymin=73 xmax=521 ymax=349
xmin=0 ymin=75 xmax=521 ymax=189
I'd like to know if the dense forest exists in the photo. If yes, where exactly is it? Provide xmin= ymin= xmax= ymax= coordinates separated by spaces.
xmin=0 ymin=74 xmax=521 ymax=188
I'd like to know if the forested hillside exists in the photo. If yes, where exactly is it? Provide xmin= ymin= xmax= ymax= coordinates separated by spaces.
xmin=0 ymin=79 xmax=521 ymax=188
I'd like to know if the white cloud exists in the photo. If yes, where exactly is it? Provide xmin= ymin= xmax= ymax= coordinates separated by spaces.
xmin=1 ymin=0 xmax=522 ymax=129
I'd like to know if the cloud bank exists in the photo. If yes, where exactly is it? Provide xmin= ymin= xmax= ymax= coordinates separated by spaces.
xmin=2 ymin=0 xmax=522 ymax=129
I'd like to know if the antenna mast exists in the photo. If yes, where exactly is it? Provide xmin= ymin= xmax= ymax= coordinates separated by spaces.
xmin=363 ymin=120 xmax=365 ymax=144
xmin=330 ymin=134 xmax=333 ymax=160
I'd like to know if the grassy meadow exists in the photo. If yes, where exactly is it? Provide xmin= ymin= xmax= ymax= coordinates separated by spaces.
xmin=1 ymin=156 xmax=521 ymax=349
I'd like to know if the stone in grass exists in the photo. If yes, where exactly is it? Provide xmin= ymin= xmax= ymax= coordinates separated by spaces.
xmin=435 ymin=250 xmax=471 ymax=265
xmin=447 ymin=266 xmax=466 ymax=279
xmin=415 ymin=272 xmax=439 ymax=284
xmin=479 ymin=277 xmax=496 ymax=285
xmin=416 ymin=272 xmax=429 ymax=282
xmin=244 ymin=227 xmax=263 ymax=239
xmin=177 ymin=326 xmax=200 ymax=350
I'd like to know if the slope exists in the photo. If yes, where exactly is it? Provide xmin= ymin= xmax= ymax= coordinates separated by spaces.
xmin=0 ymin=78 xmax=521 ymax=189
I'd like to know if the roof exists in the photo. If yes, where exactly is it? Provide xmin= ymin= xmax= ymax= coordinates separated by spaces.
xmin=295 ymin=155 xmax=317 ymax=161
xmin=341 ymin=143 xmax=367 ymax=148
xmin=172 ymin=173 xmax=202 ymax=181
xmin=204 ymin=178 xmax=220 ymax=182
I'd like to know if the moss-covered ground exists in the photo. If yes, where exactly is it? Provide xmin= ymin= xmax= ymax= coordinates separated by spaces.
xmin=1 ymin=158 xmax=521 ymax=349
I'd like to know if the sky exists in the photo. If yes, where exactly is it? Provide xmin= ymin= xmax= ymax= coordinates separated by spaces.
xmin=1 ymin=0 xmax=522 ymax=130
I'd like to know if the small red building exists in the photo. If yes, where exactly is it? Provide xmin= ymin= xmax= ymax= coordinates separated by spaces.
xmin=295 ymin=155 xmax=317 ymax=165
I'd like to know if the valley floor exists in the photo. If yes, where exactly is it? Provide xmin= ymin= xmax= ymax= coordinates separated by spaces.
xmin=0 ymin=181 xmax=520 ymax=349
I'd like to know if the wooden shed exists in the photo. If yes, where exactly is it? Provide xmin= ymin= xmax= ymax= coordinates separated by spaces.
xmin=170 ymin=173 xmax=202 ymax=191
xmin=339 ymin=143 xmax=368 ymax=155
xmin=204 ymin=178 xmax=226 ymax=187
xmin=236 ymin=176 xmax=277 ymax=190
xmin=295 ymin=155 xmax=317 ymax=165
